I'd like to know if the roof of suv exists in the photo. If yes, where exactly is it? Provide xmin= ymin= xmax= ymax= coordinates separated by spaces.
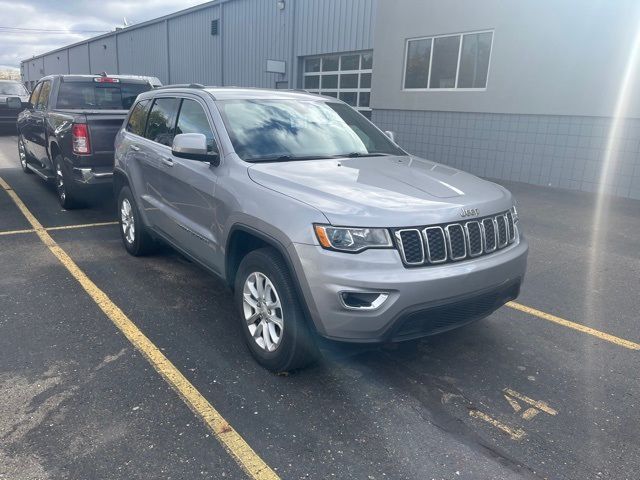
xmin=37 ymin=74 xmax=162 ymax=86
xmin=148 ymin=85 xmax=333 ymax=102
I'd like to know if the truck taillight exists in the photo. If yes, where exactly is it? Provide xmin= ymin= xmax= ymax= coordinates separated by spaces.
xmin=72 ymin=123 xmax=91 ymax=155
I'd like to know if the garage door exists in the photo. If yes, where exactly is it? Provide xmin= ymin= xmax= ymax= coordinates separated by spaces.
xmin=303 ymin=51 xmax=373 ymax=119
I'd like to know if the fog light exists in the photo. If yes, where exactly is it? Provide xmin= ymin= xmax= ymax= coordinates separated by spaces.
xmin=340 ymin=291 xmax=389 ymax=311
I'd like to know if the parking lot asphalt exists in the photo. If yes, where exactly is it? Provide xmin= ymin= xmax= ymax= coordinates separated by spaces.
xmin=0 ymin=132 xmax=638 ymax=480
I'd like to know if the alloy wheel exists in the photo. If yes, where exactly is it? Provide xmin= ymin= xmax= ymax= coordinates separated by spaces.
xmin=55 ymin=162 xmax=66 ymax=202
xmin=242 ymin=272 xmax=284 ymax=352
xmin=18 ymin=138 xmax=27 ymax=169
xmin=120 ymin=198 xmax=136 ymax=245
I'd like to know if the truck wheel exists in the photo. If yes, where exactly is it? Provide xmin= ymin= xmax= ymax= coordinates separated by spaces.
xmin=18 ymin=136 xmax=32 ymax=173
xmin=53 ymin=155 xmax=81 ymax=209
xmin=117 ymin=185 xmax=155 ymax=256
xmin=234 ymin=247 xmax=319 ymax=372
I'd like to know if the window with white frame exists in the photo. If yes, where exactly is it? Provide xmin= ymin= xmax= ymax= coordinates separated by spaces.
xmin=303 ymin=51 xmax=373 ymax=118
xmin=403 ymin=31 xmax=493 ymax=90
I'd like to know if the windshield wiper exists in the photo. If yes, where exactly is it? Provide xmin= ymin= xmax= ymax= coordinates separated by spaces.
xmin=335 ymin=152 xmax=392 ymax=158
xmin=248 ymin=154 xmax=336 ymax=163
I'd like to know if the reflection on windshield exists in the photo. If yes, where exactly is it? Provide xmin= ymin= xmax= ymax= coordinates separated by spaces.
xmin=0 ymin=83 xmax=28 ymax=96
xmin=217 ymin=99 xmax=404 ymax=161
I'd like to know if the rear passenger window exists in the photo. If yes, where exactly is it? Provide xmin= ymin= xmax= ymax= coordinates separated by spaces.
xmin=145 ymin=98 xmax=180 ymax=146
xmin=126 ymin=100 xmax=151 ymax=136
xmin=175 ymin=99 xmax=218 ymax=153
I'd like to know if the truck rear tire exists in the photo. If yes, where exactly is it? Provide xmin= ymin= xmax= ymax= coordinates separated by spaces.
xmin=117 ymin=185 xmax=156 ymax=256
xmin=234 ymin=247 xmax=319 ymax=372
xmin=53 ymin=155 xmax=81 ymax=209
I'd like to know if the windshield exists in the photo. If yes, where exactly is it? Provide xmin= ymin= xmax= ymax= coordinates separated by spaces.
xmin=0 ymin=82 xmax=28 ymax=96
xmin=57 ymin=81 xmax=151 ymax=110
xmin=216 ymin=99 xmax=405 ymax=162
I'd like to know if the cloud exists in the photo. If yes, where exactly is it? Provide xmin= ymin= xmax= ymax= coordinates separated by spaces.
xmin=0 ymin=0 xmax=207 ymax=67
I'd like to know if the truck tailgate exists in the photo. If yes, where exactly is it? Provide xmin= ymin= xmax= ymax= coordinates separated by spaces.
xmin=84 ymin=111 xmax=128 ymax=167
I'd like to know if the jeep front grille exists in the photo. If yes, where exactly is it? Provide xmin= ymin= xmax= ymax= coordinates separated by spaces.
xmin=394 ymin=210 xmax=518 ymax=267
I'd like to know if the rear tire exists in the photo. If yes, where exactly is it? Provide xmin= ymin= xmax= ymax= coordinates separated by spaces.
xmin=18 ymin=136 xmax=32 ymax=174
xmin=53 ymin=155 xmax=81 ymax=209
xmin=117 ymin=185 xmax=156 ymax=256
xmin=234 ymin=247 xmax=319 ymax=372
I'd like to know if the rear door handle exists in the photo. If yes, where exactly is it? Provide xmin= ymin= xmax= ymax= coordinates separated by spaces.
xmin=161 ymin=157 xmax=174 ymax=167
xmin=129 ymin=145 xmax=140 ymax=152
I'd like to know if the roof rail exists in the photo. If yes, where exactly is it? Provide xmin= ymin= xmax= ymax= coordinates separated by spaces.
xmin=155 ymin=83 xmax=206 ymax=90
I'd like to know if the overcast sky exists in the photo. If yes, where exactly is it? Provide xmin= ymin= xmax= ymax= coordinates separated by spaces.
xmin=0 ymin=0 xmax=207 ymax=69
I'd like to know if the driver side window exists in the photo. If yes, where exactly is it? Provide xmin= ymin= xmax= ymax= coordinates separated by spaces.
xmin=29 ymin=82 xmax=42 ymax=108
xmin=144 ymin=97 xmax=180 ymax=147
xmin=175 ymin=99 xmax=218 ymax=154
xmin=35 ymin=81 xmax=51 ymax=111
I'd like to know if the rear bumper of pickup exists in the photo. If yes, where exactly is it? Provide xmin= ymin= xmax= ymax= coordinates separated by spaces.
xmin=71 ymin=166 xmax=113 ymax=185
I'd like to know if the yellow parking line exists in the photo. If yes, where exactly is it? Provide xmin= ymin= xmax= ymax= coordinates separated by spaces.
xmin=0 ymin=227 xmax=34 ymax=236
xmin=507 ymin=301 xmax=640 ymax=351
xmin=46 ymin=221 xmax=118 ymax=231
xmin=0 ymin=221 xmax=118 ymax=237
xmin=0 ymin=176 xmax=279 ymax=480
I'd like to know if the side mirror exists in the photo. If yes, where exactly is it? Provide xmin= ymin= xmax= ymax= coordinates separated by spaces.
xmin=6 ymin=97 xmax=22 ymax=110
xmin=172 ymin=133 xmax=219 ymax=166
xmin=384 ymin=130 xmax=396 ymax=143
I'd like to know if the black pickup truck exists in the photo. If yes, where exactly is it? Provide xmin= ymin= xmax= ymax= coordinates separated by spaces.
xmin=16 ymin=74 xmax=158 ymax=208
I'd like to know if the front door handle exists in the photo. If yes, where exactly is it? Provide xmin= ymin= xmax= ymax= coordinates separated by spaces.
xmin=129 ymin=145 xmax=140 ymax=152
xmin=161 ymin=157 xmax=174 ymax=167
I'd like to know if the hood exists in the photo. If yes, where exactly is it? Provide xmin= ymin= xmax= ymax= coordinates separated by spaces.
xmin=247 ymin=155 xmax=513 ymax=227
xmin=0 ymin=95 xmax=29 ymax=104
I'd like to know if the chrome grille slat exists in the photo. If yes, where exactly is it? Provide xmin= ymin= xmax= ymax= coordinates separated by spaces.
xmin=394 ymin=210 xmax=517 ymax=267
xmin=423 ymin=226 xmax=447 ymax=263
xmin=506 ymin=211 xmax=516 ymax=242
xmin=496 ymin=214 xmax=508 ymax=248
xmin=465 ymin=221 xmax=483 ymax=257
xmin=445 ymin=224 xmax=467 ymax=260
xmin=482 ymin=218 xmax=497 ymax=253
xmin=395 ymin=229 xmax=425 ymax=265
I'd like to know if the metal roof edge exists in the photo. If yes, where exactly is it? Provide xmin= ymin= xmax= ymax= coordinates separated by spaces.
xmin=20 ymin=0 xmax=233 ymax=66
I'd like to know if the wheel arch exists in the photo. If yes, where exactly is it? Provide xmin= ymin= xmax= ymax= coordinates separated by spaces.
xmin=225 ymin=224 xmax=317 ymax=333
xmin=113 ymin=167 xmax=129 ymax=197
xmin=49 ymin=141 xmax=61 ymax=161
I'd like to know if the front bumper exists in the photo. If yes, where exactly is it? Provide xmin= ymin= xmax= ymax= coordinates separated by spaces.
xmin=290 ymin=236 xmax=528 ymax=342
xmin=0 ymin=114 xmax=18 ymax=127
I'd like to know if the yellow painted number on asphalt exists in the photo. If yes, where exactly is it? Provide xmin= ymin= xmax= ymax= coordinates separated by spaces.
xmin=469 ymin=388 xmax=558 ymax=441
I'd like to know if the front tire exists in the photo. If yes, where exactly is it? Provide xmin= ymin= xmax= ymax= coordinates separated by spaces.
xmin=53 ymin=155 xmax=81 ymax=209
xmin=117 ymin=185 xmax=155 ymax=256
xmin=18 ymin=136 xmax=32 ymax=173
xmin=234 ymin=247 xmax=319 ymax=372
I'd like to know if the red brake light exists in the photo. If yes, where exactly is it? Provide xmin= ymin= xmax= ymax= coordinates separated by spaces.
xmin=93 ymin=77 xmax=119 ymax=83
xmin=72 ymin=123 xmax=91 ymax=155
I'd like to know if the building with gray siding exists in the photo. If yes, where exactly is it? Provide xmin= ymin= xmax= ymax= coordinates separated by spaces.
xmin=21 ymin=0 xmax=640 ymax=199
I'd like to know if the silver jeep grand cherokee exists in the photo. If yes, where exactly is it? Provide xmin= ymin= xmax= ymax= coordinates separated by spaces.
xmin=114 ymin=86 xmax=528 ymax=371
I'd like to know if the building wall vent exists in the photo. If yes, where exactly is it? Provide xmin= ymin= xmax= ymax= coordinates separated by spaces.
xmin=211 ymin=19 xmax=219 ymax=36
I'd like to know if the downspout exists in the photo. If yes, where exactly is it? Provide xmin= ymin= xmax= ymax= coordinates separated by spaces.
xmin=165 ymin=19 xmax=171 ymax=84
xmin=289 ymin=0 xmax=297 ymax=88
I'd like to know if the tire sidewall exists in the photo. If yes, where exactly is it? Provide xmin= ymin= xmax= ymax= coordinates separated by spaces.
xmin=117 ymin=186 xmax=143 ymax=255
xmin=18 ymin=136 xmax=30 ymax=172
xmin=53 ymin=155 xmax=73 ymax=208
xmin=234 ymin=250 xmax=307 ymax=371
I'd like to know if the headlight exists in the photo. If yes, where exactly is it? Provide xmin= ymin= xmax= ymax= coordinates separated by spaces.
xmin=511 ymin=205 xmax=519 ymax=223
xmin=314 ymin=225 xmax=392 ymax=252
